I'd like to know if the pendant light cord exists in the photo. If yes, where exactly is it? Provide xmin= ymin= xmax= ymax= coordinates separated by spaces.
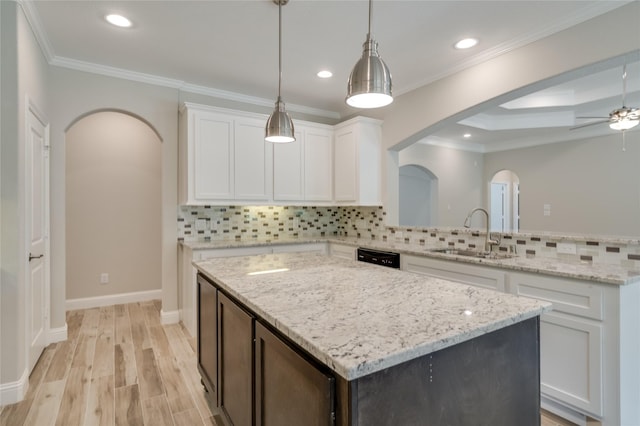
xmin=367 ymin=0 xmax=372 ymax=41
xmin=278 ymin=0 xmax=283 ymax=99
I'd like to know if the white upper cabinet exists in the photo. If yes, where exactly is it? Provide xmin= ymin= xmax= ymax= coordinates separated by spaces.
xmin=334 ymin=117 xmax=382 ymax=205
xmin=273 ymin=125 xmax=333 ymax=203
xmin=273 ymin=130 xmax=304 ymax=201
xmin=179 ymin=104 xmax=271 ymax=205
xmin=180 ymin=103 xmax=380 ymax=206
xmin=234 ymin=118 xmax=272 ymax=201
xmin=303 ymin=127 xmax=333 ymax=201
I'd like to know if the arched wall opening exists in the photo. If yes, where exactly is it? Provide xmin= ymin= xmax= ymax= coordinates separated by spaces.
xmin=489 ymin=169 xmax=520 ymax=233
xmin=399 ymin=164 xmax=438 ymax=227
xmin=65 ymin=110 xmax=162 ymax=301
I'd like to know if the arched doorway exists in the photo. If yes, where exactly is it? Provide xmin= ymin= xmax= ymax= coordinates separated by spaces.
xmin=399 ymin=164 xmax=438 ymax=227
xmin=65 ymin=111 xmax=162 ymax=303
xmin=490 ymin=170 xmax=520 ymax=233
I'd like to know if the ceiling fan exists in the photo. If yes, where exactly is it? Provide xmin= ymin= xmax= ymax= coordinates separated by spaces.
xmin=572 ymin=64 xmax=639 ymax=132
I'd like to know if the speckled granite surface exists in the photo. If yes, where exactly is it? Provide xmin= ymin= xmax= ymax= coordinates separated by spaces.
xmin=182 ymin=237 xmax=640 ymax=285
xmin=194 ymin=252 xmax=550 ymax=380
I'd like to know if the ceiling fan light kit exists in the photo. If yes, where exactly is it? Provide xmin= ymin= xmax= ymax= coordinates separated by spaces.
xmin=573 ymin=64 xmax=639 ymax=134
xmin=265 ymin=0 xmax=296 ymax=143
xmin=346 ymin=0 xmax=393 ymax=109
xmin=609 ymin=117 xmax=639 ymax=131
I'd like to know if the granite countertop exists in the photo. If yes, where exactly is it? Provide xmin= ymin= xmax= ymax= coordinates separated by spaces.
xmin=181 ymin=237 xmax=640 ymax=285
xmin=194 ymin=252 xmax=551 ymax=380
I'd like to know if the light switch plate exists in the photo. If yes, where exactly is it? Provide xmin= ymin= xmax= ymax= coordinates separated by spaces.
xmin=557 ymin=242 xmax=577 ymax=254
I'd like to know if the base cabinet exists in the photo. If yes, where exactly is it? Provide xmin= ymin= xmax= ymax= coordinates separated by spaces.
xmin=198 ymin=273 xmax=336 ymax=426
xmin=218 ymin=292 xmax=254 ymax=426
xmin=255 ymin=322 xmax=335 ymax=426
xmin=197 ymin=274 xmax=218 ymax=403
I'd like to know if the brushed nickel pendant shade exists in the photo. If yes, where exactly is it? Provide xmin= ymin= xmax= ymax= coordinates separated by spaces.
xmin=265 ymin=0 xmax=295 ymax=143
xmin=346 ymin=0 xmax=393 ymax=109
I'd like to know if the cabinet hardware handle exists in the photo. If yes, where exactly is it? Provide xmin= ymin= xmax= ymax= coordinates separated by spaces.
xmin=29 ymin=253 xmax=44 ymax=262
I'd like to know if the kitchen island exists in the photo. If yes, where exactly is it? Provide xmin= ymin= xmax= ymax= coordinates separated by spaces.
xmin=194 ymin=252 xmax=551 ymax=425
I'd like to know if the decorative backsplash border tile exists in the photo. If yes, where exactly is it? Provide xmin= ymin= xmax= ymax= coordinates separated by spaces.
xmin=178 ymin=205 xmax=640 ymax=269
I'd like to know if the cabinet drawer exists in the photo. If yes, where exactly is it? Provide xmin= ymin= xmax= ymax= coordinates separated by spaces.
xmin=402 ymin=255 xmax=506 ymax=292
xmin=329 ymin=243 xmax=356 ymax=261
xmin=509 ymin=272 xmax=603 ymax=320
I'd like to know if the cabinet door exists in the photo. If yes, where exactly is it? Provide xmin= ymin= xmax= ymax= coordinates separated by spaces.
xmin=218 ymin=292 xmax=254 ymax=426
xmin=540 ymin=313 xmax=603 ymax=417
xmin=255 ymin=322 xmax=335 ymax=426
xmin=273 ymin=133 xmax=304 ymax=200
xmin=197 ymin=274 xmax=218 ymax=403
xmin=304 ymin=129 xmax=333 ymax=201
xmin=235 ymin=119 xmax=271 ymax=200
xmin=194 ymin=112 xmax=233 ymax=200
xmin=333 ymin=128 xmax=357 ymax=202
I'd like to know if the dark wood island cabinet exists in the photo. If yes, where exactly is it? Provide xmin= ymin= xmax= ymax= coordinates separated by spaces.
xmin=194 ymin=253 xmax=550 ymax=426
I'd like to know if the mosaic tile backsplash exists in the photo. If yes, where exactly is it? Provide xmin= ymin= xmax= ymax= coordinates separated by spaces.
xmin=178 ymin=205 xmax=640 ymax=269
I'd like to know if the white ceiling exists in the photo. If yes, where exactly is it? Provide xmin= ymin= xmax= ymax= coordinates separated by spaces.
xmin=27 ymin=0 xmax=639 ymax=149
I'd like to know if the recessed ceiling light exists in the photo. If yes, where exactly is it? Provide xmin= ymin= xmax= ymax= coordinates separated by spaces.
xmin=463 ymin=133 xmax=472 ymax=138
xmin=317 ymin=70 xmax=333 ymax=79
xmin=105 ymin=14 xmax=132 ymax=28
xmin=454 ymin=38 xmax=478 ymax=49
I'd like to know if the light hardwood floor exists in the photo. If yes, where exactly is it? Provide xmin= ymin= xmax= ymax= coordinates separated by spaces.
xmin=1 ymin=301 xmax=575 ymax=426
xmin=0 ymin=301 xmax=224 ymax=426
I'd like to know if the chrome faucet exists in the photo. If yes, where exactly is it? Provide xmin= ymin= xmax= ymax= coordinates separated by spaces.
xmin=464 ymin=207 xmax=499 ymax=253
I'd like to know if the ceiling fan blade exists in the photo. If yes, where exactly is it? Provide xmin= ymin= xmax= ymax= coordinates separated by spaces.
xmin=570 ymin=119 xmax=610 ymax=130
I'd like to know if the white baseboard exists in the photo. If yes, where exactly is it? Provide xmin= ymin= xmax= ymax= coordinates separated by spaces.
xmin=66 ymin=289 xmax=162 ymax=311
xmin=0 ymin=368 xmax=29 ymax=406
xmin=49 ymin=323 xmax=68 ymax=344
xmin=160 ymin=309 xmax=180 ymax=325
xmin=541 ymin=395 xmax=587 ymax=426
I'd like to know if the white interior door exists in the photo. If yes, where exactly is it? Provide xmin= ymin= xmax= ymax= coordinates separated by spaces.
xmin=26 ymin=102 xmax=50 ymax=372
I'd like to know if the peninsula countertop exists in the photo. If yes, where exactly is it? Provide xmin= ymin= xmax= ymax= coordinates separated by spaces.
xmin=194 ymin=252 xmax=551 ymax=380
xmin=181 ymin=237 xmax=640 ymax=285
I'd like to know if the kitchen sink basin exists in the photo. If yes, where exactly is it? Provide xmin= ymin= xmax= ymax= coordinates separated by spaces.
xmin=429 ymin=248 xmax=515 ymax=260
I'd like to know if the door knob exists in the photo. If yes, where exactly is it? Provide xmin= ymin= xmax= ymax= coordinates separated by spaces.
xmin=29 ymin=253 xmax=44 ymax=262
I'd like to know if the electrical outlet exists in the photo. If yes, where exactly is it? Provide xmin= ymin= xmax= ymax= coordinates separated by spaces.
xmin=195 ymin=218 xmax=207 ymax=231
xmin=557 ymin=242 xmax=577 ymax=255
xmin=293 ymin=218 xmax=300 ymax=228
xmin=100 ymin=273 xmax=109 ymax=284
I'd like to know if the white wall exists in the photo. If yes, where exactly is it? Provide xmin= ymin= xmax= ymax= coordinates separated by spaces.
xmin=1 ymin=0 xmax=49 ymax=395
xmin=65 ymin=111 xmax=162 ymax=300
xmin=48 ymin=68 xmax=179 ymax=323
xmin=399 ymin=165 xmax=434 ymax=227
xmin=484 ymin=131 xmax=640 ymax=236
xmin=399 ymin=143 xmax=484 ymax=227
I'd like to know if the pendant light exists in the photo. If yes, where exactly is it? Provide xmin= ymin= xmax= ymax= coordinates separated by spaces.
xmin=265 ymin=0 xmax=295 ymax=143
xmin=346 ymin=0 xmax=393 ymax=109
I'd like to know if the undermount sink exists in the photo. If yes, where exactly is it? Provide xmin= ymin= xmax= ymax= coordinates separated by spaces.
xmin=429 ymin=248 xmax=515 ymax=260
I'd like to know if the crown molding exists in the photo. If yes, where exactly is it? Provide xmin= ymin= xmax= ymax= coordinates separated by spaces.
xmin=19 ymin=0 xmax=55 ymax=62
xmin=19 ymin=0 xmax=341 ymax=120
